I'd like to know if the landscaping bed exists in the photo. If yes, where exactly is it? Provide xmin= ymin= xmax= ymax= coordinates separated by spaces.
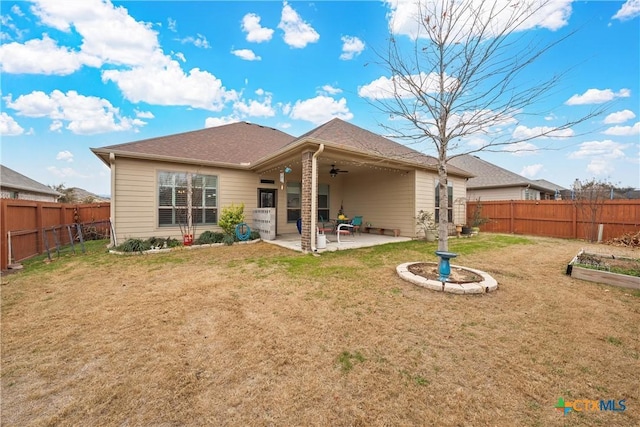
xmin=567 ymin=250 xmax=640 ymax=290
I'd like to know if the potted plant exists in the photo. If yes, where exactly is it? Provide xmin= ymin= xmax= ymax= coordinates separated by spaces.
xmin=416 ymin=210 xmax=437 ymax=242
xmin=470 ymin=198 xmax=490 ymax=234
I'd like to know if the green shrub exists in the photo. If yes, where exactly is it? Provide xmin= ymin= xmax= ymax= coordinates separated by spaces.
xmin=249 ymin=230 xmax=261 ymax=240
xmin=196 ymin=231 xmax=225 ymax=244
xmin=116 ymin=238 xmax=151 ymax=253
xmin=165 ymin=238 xmax=181 ymax=248
xmin=222 ymin=233 xmax=235 ymax=246
xmin=218 ymin=203 xmax=245 ymax=236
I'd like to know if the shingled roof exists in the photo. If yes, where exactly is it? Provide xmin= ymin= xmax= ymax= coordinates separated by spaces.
xmin=0 ymin=164 xmax=61 ymax=197
xmin=448 ymin=154 xmax=564 ymax=191
xmin=93 ymin=118 xmax=474 ymax=177
xmin=93 ymin=121 xmax=296 ymax=166
xmin=291 ymin=118 xmax=472 ymax=176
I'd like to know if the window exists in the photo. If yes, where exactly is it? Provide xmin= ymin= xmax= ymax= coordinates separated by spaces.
xmin=286 ymin=182 xmax=301 ymax=222
xmin=158 ymin=172 xmax=218 ymax=226
xmin=318 ymin=183 xmax=330 ymax=220
xmin=524 ymin=188 xmax=538 ymax=200
xmin=435 ymin=182 xmax=453 ymax=222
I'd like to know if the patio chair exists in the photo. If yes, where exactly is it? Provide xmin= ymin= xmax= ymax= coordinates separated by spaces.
xmin=318 ymin=216 xmax=335 ymax=234
xmin=350 ymin=216 xmax=363 ymax=234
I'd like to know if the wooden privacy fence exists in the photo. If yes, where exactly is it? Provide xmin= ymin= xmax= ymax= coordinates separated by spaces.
xmin=467 ymin=200 xmax=640 ymax=241
xmin=1 ymin=200 xmax=111 ymax=271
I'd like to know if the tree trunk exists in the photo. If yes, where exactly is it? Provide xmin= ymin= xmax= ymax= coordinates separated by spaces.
xmin=437 ymin=156 xmax=448 ymax=252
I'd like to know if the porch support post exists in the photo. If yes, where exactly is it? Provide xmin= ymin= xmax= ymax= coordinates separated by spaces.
xmin=300 ymin=149 xmax=314 ymax=252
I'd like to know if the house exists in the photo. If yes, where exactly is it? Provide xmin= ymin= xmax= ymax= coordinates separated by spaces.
xmin=0 ymin=164 xmax=61 ymax=202
xmin=448 ymin=154 xmax=565 ymax=201
xmin=91 ymin=118 xmax=472 ymax=252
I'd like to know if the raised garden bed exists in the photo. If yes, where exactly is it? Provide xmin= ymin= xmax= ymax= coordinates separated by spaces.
xmin=566 ymin=249 xmax=640 ymax=290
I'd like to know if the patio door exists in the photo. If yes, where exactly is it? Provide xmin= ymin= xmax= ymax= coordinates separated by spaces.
xmin=258 ymin=188 xmax=276 ymax=208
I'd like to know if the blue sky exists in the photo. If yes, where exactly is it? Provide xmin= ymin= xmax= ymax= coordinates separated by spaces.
xmin=1 ymin=0 xmax=639 ymax=196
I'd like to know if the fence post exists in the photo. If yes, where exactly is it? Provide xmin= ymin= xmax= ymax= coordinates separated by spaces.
xmin=36 ymin=203 xmax=44 ymax=254
xmin=510 ymin=201 xmax=515 ymax=233
xmin=1 ymin=200 xmax=7 ymax=271
xmin=572 ymin=203 xmax=577 ymax=239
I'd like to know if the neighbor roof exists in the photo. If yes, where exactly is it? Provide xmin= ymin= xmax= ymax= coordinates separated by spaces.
xmin=0 ymin=164 xmax=61 ymax=197
xmin=92 ymin=122 xmax=296 ymax=166
xmin=448 ymin=154 xmax=564 ymax=192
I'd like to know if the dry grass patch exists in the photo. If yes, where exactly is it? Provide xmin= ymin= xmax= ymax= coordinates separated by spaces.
xmin=1 ymin=235 xmax=638 ymax=426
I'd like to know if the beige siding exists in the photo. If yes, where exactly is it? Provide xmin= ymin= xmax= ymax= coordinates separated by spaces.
xmin=415 ymin=170 xmax=436 ymax=236
xmin=113 ymin=158 xmax=264 ymax=242
xmin=415 ymin=173 xmax=468 ymax=227
xmin=339 ymin=170 xmax=416 ymax=237
xmin=467 ymin=187 xmax=525 ymax=201
xmin=450 ymin=176 xmax=467 ymax=225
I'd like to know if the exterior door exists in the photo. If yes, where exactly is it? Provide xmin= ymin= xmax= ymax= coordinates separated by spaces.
xmin=259 ymin=189 xmax=276 ymax=208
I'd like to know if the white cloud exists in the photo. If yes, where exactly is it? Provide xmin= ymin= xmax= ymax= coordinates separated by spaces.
xmin=173 ymin=51 xmax=186 ymax=62
xmin=339 ymin=35 xmax=364 ymax=60
xmin=586 ymin=158 xmax=615 ymax=176
xmin=520 ymin=164 xmax=543 ymax=178
xmin=604 ymin=109 xmax=636 ymax=124
xmin=278 ymin=122 xmax=292 ymax=129
xmin=565 ymin=88 xmax=631 ymax=105
xmin=204 ymin=116 xmax=240 ymax=128
xmin=385 ymin=0 xmax=573 ymax=40
xmin=503 ymin=141 xmax=539 ymax=156
xmin=568 ymin=140 xmax=629 ymax=160
xmin=318 ymin=85 xmax=342 ymax=95
xmin=135 ymin=109 xmax=155 ymax=119
xmin=512 ymin=125 xmax=574 ymax=140
xmin=102 ymin=59 xmax=237 ymax=111
xmin=279 ymin=102 xmax=292 ymax=115
xmin=5 ymin=90 xmax=145 ymax=135
xmin=177 ymin=34 xmax=210 ymax=49
xmin=231 ymin=49 xmax=261 ymax=61
xmin=290 ymin=96 xmax=353 ymax=125
xmin=11 ymin=5 xmax=24 ymax=17
xmin=242 ymin=13 xmax=274 ymax=43
xmin=167 ymin=17 xmax=177 ymax=32
xmin=0 ymin=112 xmax=24 ymax=136
xmin=278 ymin=1 xmax=319 ymax=48
xmin=359 ymin=73 xmax=457 ymax=99
xmin=30 ymin=0 xmax=161 ymax=68
xmin=233 ymin=94 xmax=275 ymax=118
xmin=18 ymin=0 xmax=238 ymax=112
xmin=612 ymin=0 xmax=640 ymax=21
xmin=56 ymin=150 xmax=74 ymax=162
xmin=46 ymin=166 xmax=87 ymax=179
xmin=602 ymin=122 xmax=640 ymax=136
xmin=0 ymin=34 xmax=85 ymax=75
xmin=50 ymin=120 xmax=63 ymax=132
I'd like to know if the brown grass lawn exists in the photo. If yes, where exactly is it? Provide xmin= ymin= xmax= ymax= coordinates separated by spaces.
xmin=1 ymin=234 xmax=638 ymax=426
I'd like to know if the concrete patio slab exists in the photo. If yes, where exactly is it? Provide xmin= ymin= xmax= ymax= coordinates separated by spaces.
xmin=263 ymin=232 xmax=412 ymax=253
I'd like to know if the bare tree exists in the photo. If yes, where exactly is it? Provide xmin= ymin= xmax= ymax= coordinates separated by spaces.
xmin=572 ymin=178 xmax=614 ymax=242
xmin=365 ymin=0 xmax=604 ymax=250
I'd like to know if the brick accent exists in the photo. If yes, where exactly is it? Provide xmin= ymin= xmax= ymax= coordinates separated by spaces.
xmin=300 ymin=150 xmax=314 ymax=252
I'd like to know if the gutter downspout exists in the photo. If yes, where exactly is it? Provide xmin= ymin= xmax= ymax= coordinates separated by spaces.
xmin=311 ymin=144 xmax=324 ymax=252
xmin=109 ymin=152 xmax=117 ymax=247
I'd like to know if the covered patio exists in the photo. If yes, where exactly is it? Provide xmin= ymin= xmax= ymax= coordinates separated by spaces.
xmin=263 ymin=231 xmax=412 ymax=253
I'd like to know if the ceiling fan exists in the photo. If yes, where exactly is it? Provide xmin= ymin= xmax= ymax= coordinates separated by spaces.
xmin=329 ymin=164 xmax=349 ymax=177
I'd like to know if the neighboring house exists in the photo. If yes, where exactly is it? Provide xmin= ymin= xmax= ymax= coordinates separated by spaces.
xmin=0 ymin=164 xmax=61 ymax=202
xmin=448 ymin=154 xmax=565 ymax=201
xmin=92 ymin=118 xmax=472 ymax=252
